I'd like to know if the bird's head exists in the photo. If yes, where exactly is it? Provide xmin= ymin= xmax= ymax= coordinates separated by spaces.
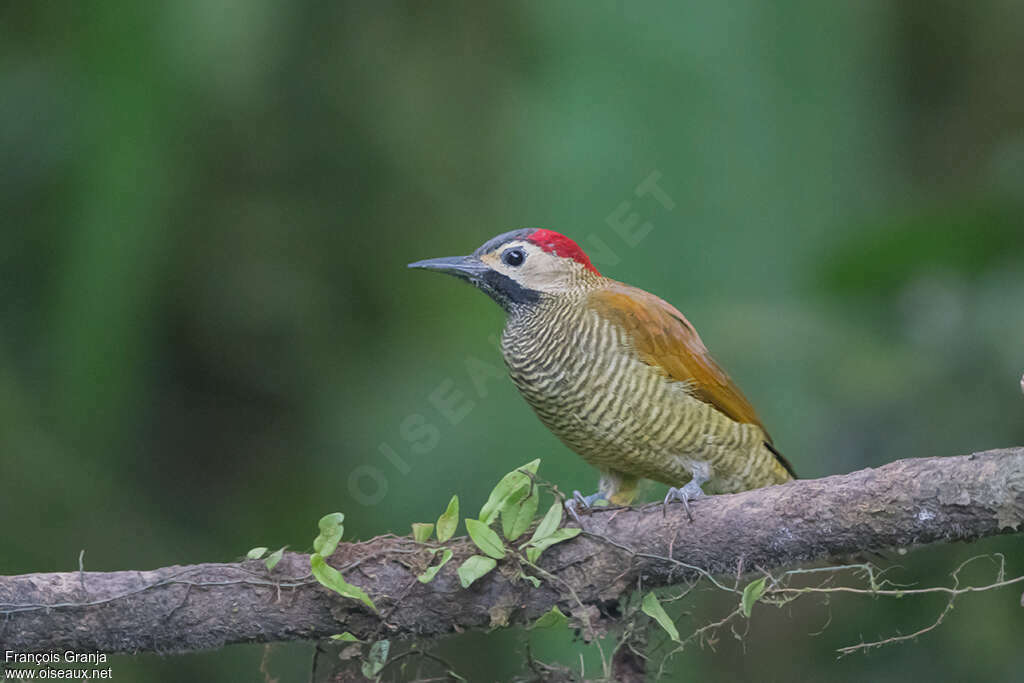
xmin=408 ymin=228 xmax=603 ymax=311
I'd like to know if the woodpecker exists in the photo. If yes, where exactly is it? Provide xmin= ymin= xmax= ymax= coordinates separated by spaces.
xmin=409 ymin=229 xmax=795 ymax=519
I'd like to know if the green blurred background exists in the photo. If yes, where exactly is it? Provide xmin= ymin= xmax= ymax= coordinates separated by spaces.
xmin=2 ymin=1 xmax=1023 ymax=680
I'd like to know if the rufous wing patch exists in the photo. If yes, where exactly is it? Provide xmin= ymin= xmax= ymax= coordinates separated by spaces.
xmin=589 ymin=282 xmax=771 ymax=438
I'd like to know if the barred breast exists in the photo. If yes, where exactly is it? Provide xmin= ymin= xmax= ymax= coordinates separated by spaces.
xmin=501 ymin=299 xmax=789 ymax=494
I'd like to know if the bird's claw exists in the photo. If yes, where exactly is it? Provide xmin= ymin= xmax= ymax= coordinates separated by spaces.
xmin=565 ymin=490 xmax=608 ymax=525
xmin=663 ymin=481 xmax=706 ymax=522
xmin=565 ymin=499 xmax=583 ymax=526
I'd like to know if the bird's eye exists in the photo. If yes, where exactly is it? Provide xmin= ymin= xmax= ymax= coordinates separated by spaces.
xmin=502 ymin=247 xmax=526 ymax=267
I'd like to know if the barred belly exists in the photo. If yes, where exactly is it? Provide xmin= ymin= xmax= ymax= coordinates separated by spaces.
xmin=502 ymin=304 xmax=786 ymax=494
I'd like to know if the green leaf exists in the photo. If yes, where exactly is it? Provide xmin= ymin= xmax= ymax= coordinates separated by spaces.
xmin=529 ymin=605 xmax=568 ymax=630
xmin=246 ymin=547 xmax=268 ymax=560
xmin=264 ymin=546 xmax=285 ymax=572
xmin=478 ymin=459 xmax=540 ymax=524
xmin=465 ymin=519 xmax=506 ymax=559
xmin=411 ymin=523 xmax=434 ymax=543
xmin=741 ymin=576 xmax=768 ymax=618
xmin=417 ymin=548 xmax=453 ymax=583
xmin=525 ymin=527 xmax=580 ymax=561
xmin=310 ymin=553 xmax=376 ymax=611
xmin=526 ymin=547 xmax=541 ymax=563
xmin=642 ymin=592 xmax=680 ymax=642
xmin=501 ymin=484 xmax=539 ymax=541
xmin=436 ymin=495 xmax=459 ymax=543
xmin=313 ymin=512 xmax=345 ymax=557
xmin=361 ymin=640 xmax=390 ymax=678
xmin=527 ymin=502 xmax=563 ymax=546
xmin=330 ymin=632 xmax=362 ymax=642
xmin=457 ymin=555 xmax=497 ymax=588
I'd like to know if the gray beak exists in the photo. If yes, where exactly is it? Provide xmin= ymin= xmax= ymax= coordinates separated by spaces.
xmin=407 ymin=255 xmax=489 ymax=282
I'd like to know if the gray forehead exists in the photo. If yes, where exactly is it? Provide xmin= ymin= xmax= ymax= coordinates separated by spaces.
xmin=473 ymin=228 xmax=537 ymax=256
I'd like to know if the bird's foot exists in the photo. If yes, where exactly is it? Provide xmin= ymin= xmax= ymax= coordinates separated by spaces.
xmin=565 ymin=490 xmax=608 ymax=525
xmin=663 ymin=481 xmax=705 ymax=522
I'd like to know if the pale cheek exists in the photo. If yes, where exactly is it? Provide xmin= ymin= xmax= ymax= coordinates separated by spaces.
xmin=525 ymin=267 xmax=570 ymax=291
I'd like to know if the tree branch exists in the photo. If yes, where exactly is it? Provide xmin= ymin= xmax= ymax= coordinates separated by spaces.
xmin=2 ymin=448 xmax=1022 ymax=654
